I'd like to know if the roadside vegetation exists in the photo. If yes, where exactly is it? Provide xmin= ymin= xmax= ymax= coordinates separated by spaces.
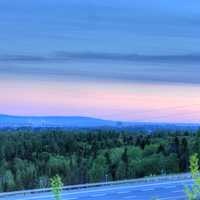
xmin=51 ymin=175 xmax=63 ymax=200
xmin=0 ymin=128 xmax=199 ymax=192
xmin=185 ymin=154 xmax=200 ymax=200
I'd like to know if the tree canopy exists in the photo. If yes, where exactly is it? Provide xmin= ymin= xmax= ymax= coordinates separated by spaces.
xmin=0 ymin=127 xmax=197 ymax=192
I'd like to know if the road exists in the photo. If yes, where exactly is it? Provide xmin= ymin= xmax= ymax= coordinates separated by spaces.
xmin=0 ymin=178 xmax=193 ymax=200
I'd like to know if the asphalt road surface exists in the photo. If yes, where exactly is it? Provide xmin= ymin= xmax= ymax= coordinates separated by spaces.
xmin=1 ymin=178 xmax=193 ymax=200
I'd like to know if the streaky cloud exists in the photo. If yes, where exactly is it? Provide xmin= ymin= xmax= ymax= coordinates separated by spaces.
xmin=0 ymin=52 xmax=200 ymax=63
xmin=1 ymin=52 xmax=200 ymax=85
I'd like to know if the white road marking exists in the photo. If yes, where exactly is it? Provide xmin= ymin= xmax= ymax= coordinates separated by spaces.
xmin=141 ymin=188 xmax=154 ymax=191
xmin=90 ymin=194 xmax=106 ymax=197
xmin=124 ymin=195 xmax=136 ymax=199
xmin=164 ymin=186 xmax=176 ymax=189
xmin=117 ymin=191 xmax=129 ymax=194
xmin=172 ymin=190 xmax=183 ymax=193
xmin=160 ymin=195 xmax=186 ymax=200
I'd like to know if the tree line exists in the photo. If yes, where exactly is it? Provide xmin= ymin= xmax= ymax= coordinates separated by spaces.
xmin=0 ymin=128 xmax=200 ymax=192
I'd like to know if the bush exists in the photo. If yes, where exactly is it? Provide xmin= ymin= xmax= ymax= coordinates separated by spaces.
xmin=50 ymin=175 xmax=63 ymax=200
xmin=185 ymin=154 xmax=200 ymax=200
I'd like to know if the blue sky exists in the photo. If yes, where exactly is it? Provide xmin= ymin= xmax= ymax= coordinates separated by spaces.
xmin=0 ymin=0 xmax=200 ymax=122
xmin=1 ymin=0 xmax=200 ymax=54
xmin=0 ymin=0 xmax=200 ymax=84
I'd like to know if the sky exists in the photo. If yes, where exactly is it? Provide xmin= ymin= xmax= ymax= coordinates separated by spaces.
xmin=0 ymin=0 xmax=200 ymax=123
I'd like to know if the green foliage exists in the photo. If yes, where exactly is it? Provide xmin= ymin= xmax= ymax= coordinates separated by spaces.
xmin=0 ymin=128 xmax=197 ymax=191
xmin=89 ymin=154 xmax=107 ymax=182
xmin=50 ymin=175 xmax=63 ymax=200
xmin=185 ymin=154 xmax=200 ymax=200
xmin=2 ymin=170 xmax=15 ymax=191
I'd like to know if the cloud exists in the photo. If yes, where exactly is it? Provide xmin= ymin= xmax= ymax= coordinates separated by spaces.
xmin=1 ymin=52 xmax=200 ymax=63
xmin=0 ymin=52 xmax=200 ymax=85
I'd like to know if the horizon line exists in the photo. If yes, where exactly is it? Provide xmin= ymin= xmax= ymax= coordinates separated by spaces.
xmin=0 ymin=113 xmax=200 ymax=125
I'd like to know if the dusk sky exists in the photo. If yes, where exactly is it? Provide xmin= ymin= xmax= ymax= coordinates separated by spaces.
xmin=1 ymin=0 xmax=200 ymax=123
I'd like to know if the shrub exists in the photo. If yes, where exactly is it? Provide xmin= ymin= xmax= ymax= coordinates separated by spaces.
xmin=50 ymin=175 xmax=63 ymax=200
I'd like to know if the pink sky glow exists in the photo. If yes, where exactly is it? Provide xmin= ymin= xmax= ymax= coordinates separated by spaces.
xmin=1 ymin=78 xmax=200 ymax=123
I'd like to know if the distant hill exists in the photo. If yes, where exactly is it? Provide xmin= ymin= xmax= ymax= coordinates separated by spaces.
xmin=0 ymin=114 xmax=199 ymax=131
xmin=0 ymin=114 xmax=119 ymax=128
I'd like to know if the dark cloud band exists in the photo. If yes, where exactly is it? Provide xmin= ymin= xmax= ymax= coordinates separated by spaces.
xmin=0 ymin=52 xmax=200 ymax=85
xmin=0 ymin=52 xmax=200 ymax=63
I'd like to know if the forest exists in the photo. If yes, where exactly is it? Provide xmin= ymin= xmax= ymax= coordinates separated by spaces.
xmin=0 ymin=127 xmax=199 ymax=192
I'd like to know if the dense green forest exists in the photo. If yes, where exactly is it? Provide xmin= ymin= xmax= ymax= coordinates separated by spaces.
xmin=0 ymin=128 xmax=200 ymax=192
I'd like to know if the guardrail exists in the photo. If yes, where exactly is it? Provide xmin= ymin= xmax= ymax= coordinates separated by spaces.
xmin=0 ymin=172 xmax=192 ymax=198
